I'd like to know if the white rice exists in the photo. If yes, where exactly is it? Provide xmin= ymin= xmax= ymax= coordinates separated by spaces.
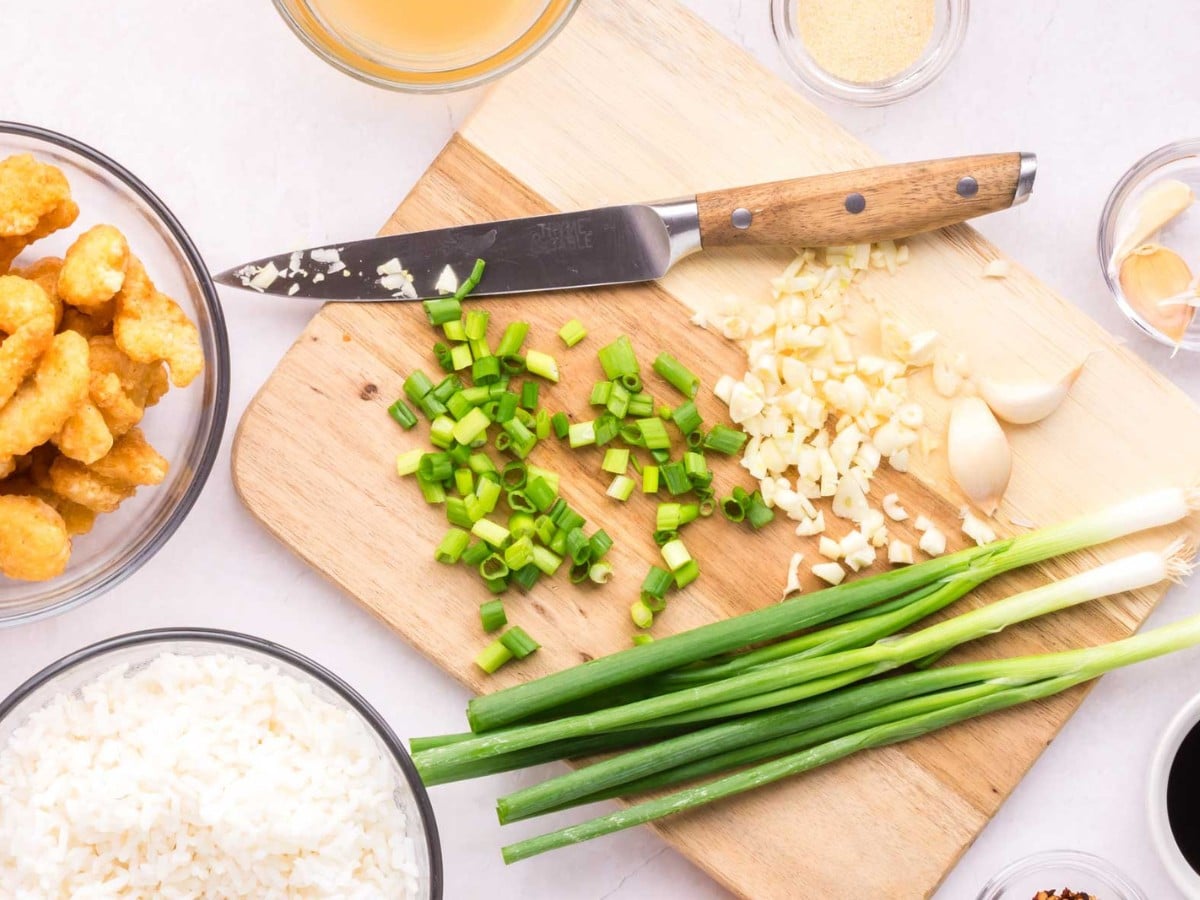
xmin=0 ymin=652 xmax=420 ymax=899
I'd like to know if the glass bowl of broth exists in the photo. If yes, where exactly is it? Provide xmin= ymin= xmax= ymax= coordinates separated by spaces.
xmin=272 ymin=0 xmax=581 ymax=92
xmin=1150 ymin=689 xmax=1200 ymax=895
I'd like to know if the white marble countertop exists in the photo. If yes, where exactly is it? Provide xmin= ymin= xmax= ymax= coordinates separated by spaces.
xmin=3 ymin=1 xmax=1200 ymax=896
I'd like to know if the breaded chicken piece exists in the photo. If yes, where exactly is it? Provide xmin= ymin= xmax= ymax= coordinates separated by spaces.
xmin=0 ymin=155 xmax=71 ymax=238
xmin=44 ymin=456 xmax=135 ymax=513
xmin=87 ymin=427 xmax=167 ymax=487
xmin=12 ymin=256 xmax=64 ymax=327
xmin=0 ymin=494 xmax=70 ymax=581
xmin=113 ymin=256 xmax=203 ymax=388
xmin=0 ymin=330 xmax=90 ymax=463
xmin=55 ymin=400 xmax=114 ymax=464
xmin=0 ymin=475 xmax=95 ymax=536
xmin=58 ymin=224 xmax=129 ymax=313
xmin=0 ymin=274 xmax=55 ymax=407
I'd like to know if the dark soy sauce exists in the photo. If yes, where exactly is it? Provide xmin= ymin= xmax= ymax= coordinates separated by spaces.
xmin=1168 ymin=719 xmax=1200 ymax=872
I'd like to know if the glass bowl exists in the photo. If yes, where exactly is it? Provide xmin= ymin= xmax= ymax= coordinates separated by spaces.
xmin=1098 ymin=139 xmax=1200 ymax=352
xmin=976 ymin=850 xmax=1146 ymax=900
xmin=0 ymin=122 xmax=228 ymax=626
xmin=272 ymin=0 xmax=581 ymax=93
xmin=0 ymin=628 xmax=443 ymax=898
xmin=771 ymin=0 xmax=969 ymax=106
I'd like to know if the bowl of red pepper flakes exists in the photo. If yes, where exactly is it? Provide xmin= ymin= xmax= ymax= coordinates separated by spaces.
xmin=976 ymin=851 xmax=1147 ymax=900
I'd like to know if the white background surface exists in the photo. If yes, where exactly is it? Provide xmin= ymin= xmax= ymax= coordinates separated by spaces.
xmin=2 ymin=1 xmax=1199 ymax=897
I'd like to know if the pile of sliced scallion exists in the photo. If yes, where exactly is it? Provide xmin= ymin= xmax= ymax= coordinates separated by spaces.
xmin=390 ymin=259 xmax=758 ymax=672
xmin=408 ymin=487 xmax=1200 ymax=861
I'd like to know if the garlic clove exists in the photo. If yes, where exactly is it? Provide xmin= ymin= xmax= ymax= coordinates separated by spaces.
xmin=978 ymin=362 xmax=1084 ymax=425
xmin=947 ymin=396 xmax=1011 ymax=516
xmin=1111 ymin=179 xmax=1195 ymax=266
xmin=1118 ymin=244 xmax=1195 ymax=344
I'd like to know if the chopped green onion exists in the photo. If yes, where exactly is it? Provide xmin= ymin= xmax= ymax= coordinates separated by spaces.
xmin=526 ymin=350 xmax=560 ymax=383
xmin=432 ymin=342 xmax=455 ymax=373
xmin=520 ymin=381 xmax=539 ymax=410
xmin=640 ymin=566 xmax=673 ymax=606
xmin=619 ymin=373 xmax=642 ymax=393
xmin=446 ymin=392 xmax=474 ymax=420
xmin=431 ymin=373 xmax=463 ymax=404
xmin=559 ymin=319 xmax=588 ymax=347
xmin=746 ymin=491 xmax=775 ymax=530
xmin=500 ymin=355 xmax=525 ymax=376
xmin=454 ymin=259 xmax=487 ymax=301
xmin=496 ymin=322 xmax=530 ymax=358
xmin=472 ymin=518 xmax=510 ymax=547
xmin=501 ymin=627 xmax=541 ymax=660
xmin=657 ymin=502 xmax=698 ymax=532
xmin=460 ymin=385 xmax=490 ymax=405
xmin=589 ymin=381 xmax=613 ymax=406
xmin=452 ymin=407 xmax=491 ymax=445
xmin=589 ymin=562 xmax=615 ymax=584
xmin=480 ymin=600 xmax=507 ymax=633
xmin=673 ymin=559 xmax=701 ymax=589
xmin=598 ymin=335 xmax=639 ymax=379
xmin=450 ymin=343 xmax=473 ymax=371
xmin=660 ymin=539 xmax=692 ymax=573
xmin=652 ymin=529 xmax=677 ymax=547
xmin=422 ymin=294 xmax=458 ymax=326
xmin=443 ymin=319 xmax=467 ymax=341
xmin=606 ymin=382 xmax=631 ymax=419
xmin=699 ymin=498 xmax=716 ymax=517
xmin=435 ymin=527 xmax=471 ymax=563
xmin=704 ymin=423 xmax=748 ymax=455
xmin=511 ymin=564 xmax=541 ymax=592
xmin=454 ymin=468 xmax=474 ymax=496
xmin=671 ymin=400 xmax=702 ymax=435
xmin=686 ymin=430 xmax=706 ymax=450
xmin=589 ymin=530 xmax=614 ymax=560
xmin=472 ymin=355 xmax=501 ymax=385
xmin=502 ymin=419 xmax=537 ymax=459
xmin=601 ymin=448 xmax=630 ymax=475
xmin=642 ymin=465 xmax=660 ymax=493
xmin=565 ymin=528 xmax=592 ymax=565
xmin=636 ymin=417 xmax=671 ymax=450
xmin=509 ymin=513 xmax=536 ymax=539
xmin=417 ymin=475 xmax=446 ymax=505
xmin=594 ymin=414 xmax=621 ymax=446
xmin=649 ymin=448 xmax=671 ymax=465
xmin=395 ymin=448 xmax=423 ymax=476
xmin=683 ymin=452 xmax=709 ymax=483
xmin=527 ymin=464 xmax=558 ymax=494
xmin=492 ymin=392 xmax=518 ymax=423
xmin=607 ymin=475 xmax=636 ymax=501
xmin=627 ymin=392 xmax=655 ymax=418
xmin=535 ymin=409 xmax=552 ymax=440
xmin=388 ymin=398 xmax=418 ymax=429
xmin=417 ymin=393 xmax=448 ymax=420
xmin=404 ymin=370 xmax=435 ymax=403
xmin=461 ymin=541 xmax=490 ymax=566
xmin=551 ymin=412 xmax=570 ymax=439
xmin=475 ymin=639 xmax=513 ymax=675
xmin=418 ymin=452 xmax=453 ymax=482
xmin=653 ymin=352 xmax=700 ymax=399
xmin=464 ymin=309 xmax=490 ymax=341
xmin=532 ymin=545 xmax=564 ymax=576
xmin=534 ymin=515 xmax=556 ymax=546
xmin=507 ymin=490 xmax=536 ymax=514
xmin=568 ymin=421 xmax=596 ymax=448
xmin=553 ymin=505 xmax=586 ymax=532
xmin=660 ymin=461 xmax=692 ymax=496
xmin=631 ymin=634 xmax=654 ymax=646
xmin=468 ymin=452 xmax=497 ymax=475
xmin=630 ymin=599 xmax=654 ymax=629
xmin=569 ymin=561 xmax=592 ymax=584
xmin=501 ymin=461 xmax=527 ymax=490
xmin=619 ymin=423 xmax=645 ymax=446
xmin=525 ymin=476 xmax=557 ymax=512
xmin=484 ymin=576 xmax=507 ymax=595
xmin=480 ymin=554 xmax=509 ymax=581
xmin=505 ymin=536 xmax=535 ymax=570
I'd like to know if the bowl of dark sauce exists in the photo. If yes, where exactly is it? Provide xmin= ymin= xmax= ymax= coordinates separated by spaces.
xmin=1150 ymin=692 xmax=1200 ymax=894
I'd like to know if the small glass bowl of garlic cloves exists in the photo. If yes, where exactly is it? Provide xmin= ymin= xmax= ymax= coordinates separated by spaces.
xmin=1099 ymin=140 xmax=1200 ymax=351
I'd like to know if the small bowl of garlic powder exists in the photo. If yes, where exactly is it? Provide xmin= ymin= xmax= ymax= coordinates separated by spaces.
xmin=771 ymin=0 xmax=969 ymax=106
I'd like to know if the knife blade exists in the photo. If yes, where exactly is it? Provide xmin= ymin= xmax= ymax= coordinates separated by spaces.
xmin=214 ymin=152 xmax=1036 ymax=302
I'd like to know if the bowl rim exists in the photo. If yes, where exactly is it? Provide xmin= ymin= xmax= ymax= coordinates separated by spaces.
xmin=0 ymin=121 xmax=230 ymax=626
xmin=270 ymin=0 xmax=583 ymax=94
xmin=0 ymin=626 xmax=444 ymax=899
xmin=770 ymin=0 xmax=970 ymax=107
xmin=1096 ymin=137 xmax=1200 ymax=352
xmin=1148 ymin=687 xmax=1200 ymax=895
xmin=975 ymin=849 xmax=1146 ymax=899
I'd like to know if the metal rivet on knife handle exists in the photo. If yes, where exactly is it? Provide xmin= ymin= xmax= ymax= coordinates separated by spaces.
xmin=844 ymin=192 xmax=866 ymax=214
xmin=957 ymin=176 xmax=979 ymax=198
xmin=731 ymin=208 xmax=752 ymax=230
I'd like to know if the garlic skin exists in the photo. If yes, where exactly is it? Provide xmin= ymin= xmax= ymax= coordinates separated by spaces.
xmin=1111 ymin=179 xmax=1195 ymax=266
xmin=1118 ymin=244 xmax=1195 ymax=343
xmin=978 ymin=363 xmax=1083 ymax=426
xmin=947 ymin=396 xmax=1012 ymax=516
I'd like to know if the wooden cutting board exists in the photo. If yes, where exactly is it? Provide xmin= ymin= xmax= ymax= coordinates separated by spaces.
xmin=233 ymin=1 xmax=1200 ymax=895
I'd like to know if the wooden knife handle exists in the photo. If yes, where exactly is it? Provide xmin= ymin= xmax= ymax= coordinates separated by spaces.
xmin=696 ymin=153 xmax=1035 ymax=248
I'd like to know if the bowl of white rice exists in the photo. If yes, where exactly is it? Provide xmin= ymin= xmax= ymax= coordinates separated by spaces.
xmin=0 ymin=628 xmax=441 ymax=898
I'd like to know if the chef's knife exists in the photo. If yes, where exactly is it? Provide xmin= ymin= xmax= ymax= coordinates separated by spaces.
xmin=215 ymin=153 xmax=1036 ymax=301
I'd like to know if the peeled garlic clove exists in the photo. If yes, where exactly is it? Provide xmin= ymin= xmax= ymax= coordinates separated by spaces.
xmin=978 ymin=363 xmax=1084 ymax=425
xmin=947 ymin=396 xmax=1011 ymax=516
xmin=1118 ymin=244 xmax=1195 ymax=343
xmin=1111 ymin=179 xmax=1195 ymax=265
